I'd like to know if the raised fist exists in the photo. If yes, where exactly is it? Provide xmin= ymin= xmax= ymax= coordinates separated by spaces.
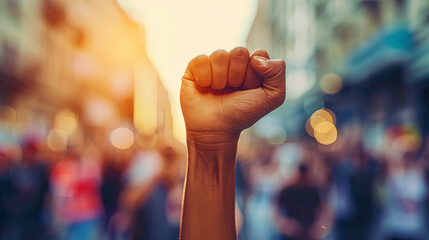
xmin=180 ymin=47 xmax=286 ymax=138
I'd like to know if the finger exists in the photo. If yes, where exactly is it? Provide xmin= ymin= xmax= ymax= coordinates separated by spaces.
xmin=251 ymin=49 xmax=270 ymax=59
xmin=243 ymin=49 xmax=270 ymax=89
xmin=251 ymin=56 xmax=286 ymax=108
xmin=228 ymin=47 xmax=249 ymax=88
xmin=251 ymin=57 xmax=285 ymax=91
xmin=187 ymin=54 xmax=212 ymax=87
xmin=209 ymin=49 xmax=229 ymax=90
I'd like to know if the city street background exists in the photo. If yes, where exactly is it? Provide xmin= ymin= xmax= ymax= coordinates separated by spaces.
xmin=0 ymin=0 xmax=429 ymax=240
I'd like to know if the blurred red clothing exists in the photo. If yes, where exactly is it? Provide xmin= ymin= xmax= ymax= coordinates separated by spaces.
xmin=50 ymin=156 xmax=103 ymax=223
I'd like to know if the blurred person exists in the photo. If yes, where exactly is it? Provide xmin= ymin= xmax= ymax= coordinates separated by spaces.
xmin=380 ymin=150 xmax=427 ymax=240
xmin=100 ymin=148 xmax=130 ymax=240
xmin=421 ymin=136 xmax=429 ymax=228
xmin=1 ymin=140 xmax=49 ymax=240
xmin=275 ymin=156 xmax=330 ymax=240
xmin=235 ymin=157 xmax=250 ymax=239
xmin=245 ymin=142 xmax=281 ymax=240
xmin=234 ymin=135 xmax=257 ymax=239
xmin=421 ymin=136 xmax=429 ymax=190
xmin=118 ymin=144 xmax=183 ymax=240
xmin=179 ymin=47 xmax=285 ymax=240
xmin=329 ymin=142 xmax=379 ymax=240
xmin=159 ymin=145 xmax=184 ymax=239
xmin=50 ymin=147 xmax=104 ymax=240
xmin=0 ymin=151 xmax=10 ymax=237
xmin=165 ymin=175 xmax=184 ymax=239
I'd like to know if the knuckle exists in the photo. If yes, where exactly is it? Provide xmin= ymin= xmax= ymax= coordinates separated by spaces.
xmin=211 ymin=49 xmax=228 ymax=55
xmin=279 ymin=59 xmax=286 ymax=70
xmin=192 ymin=54 xmax=209 ymax=66
xmin=230 ymin=47 xmax=249 ymax=59
xmin=251 ymin=49 xmax=269 ymax=58
xmin=210 ymin=50 xmax=229 ymax=65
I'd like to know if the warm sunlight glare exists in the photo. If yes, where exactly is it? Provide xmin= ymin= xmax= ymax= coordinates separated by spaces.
xmin=118 ymin=0 xmax=257 ymax=142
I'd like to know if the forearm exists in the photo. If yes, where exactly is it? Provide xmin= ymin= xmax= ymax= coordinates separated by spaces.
xmin=180 ymin=132 xmax=239 ymax=240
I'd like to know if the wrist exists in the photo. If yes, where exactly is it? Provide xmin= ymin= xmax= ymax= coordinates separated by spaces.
xmin=186 ymin=130 xmax=239 ymax=184
xmin=186 ymin=130 xmax=240 ymax=151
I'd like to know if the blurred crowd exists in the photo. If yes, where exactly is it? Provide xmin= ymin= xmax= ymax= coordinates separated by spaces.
xmin=0 ymin=134 xmax=185 ymax=240
xmin=236 ymin=124 xmax=429 ymax=240
xmin=0 ymin=122 xmax=428 ymax=240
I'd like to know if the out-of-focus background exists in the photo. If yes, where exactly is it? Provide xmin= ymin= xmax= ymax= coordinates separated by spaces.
xmin=1 ymin=0 xmax=429 ymax=239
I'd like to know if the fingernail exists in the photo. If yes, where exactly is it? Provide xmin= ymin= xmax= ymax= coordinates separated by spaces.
xmin=252 ymin=56 xmax=267 ymax=66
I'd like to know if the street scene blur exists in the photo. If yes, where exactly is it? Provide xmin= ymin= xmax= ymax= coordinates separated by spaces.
xmin=0 ymin=0 xmax=429 ymax=240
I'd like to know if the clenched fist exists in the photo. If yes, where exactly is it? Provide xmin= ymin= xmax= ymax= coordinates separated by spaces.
xmin=180 ymin=47 xmax=286 ymax=240
xmin=180 ymin=47 xmax=286 ymax=138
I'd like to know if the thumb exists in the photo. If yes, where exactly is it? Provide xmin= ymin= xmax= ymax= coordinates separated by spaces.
xmin=250 ymin=56 xmax=286 ymax=106
xmin=251 ymin=56 xmax=286 ymax=91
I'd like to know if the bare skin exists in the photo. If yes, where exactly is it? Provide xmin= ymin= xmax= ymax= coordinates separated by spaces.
xmin=179 ymin=47 xmax=286 ymax=240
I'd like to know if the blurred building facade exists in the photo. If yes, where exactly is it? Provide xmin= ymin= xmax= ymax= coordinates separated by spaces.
xmin=0 ymin=0 xmax=174 ymax=151
xmin=247 ymin=0 xmax=429 ymax=146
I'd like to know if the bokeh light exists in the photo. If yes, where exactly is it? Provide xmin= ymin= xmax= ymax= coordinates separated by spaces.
xmin=309 ymin=109 xmax=334 ymax=128
xmin=47 ymin=129 xmax=68 ymax=152
xmin=0 ymin=105 xmax=17 ymax=127
xmin=314 ymin=121 xmax=337 ymax=145
xmin=54 ymin=109 xmax=78 ymax=135
xmin=324 ymin=108 xmax=337 ymax=125
xmin=266 ymin=126 xmax=288 ymax=145
xmin=84 ymin=97 xmax=117 ymax=127
xmin=320 ymin=73 xmax=342 ymax=94
xmin=305 ymin=118 xmax=314 ymax=137
xmin=306 ymin=108 xmax=338 ymax=145
xmin=109 ymin=127 xmax=135 ymax=150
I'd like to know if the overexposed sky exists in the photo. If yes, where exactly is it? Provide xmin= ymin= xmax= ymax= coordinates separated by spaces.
xmin=117 ymin=0 xmax=257 ymax=142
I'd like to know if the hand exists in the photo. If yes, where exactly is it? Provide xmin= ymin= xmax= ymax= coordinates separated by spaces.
xmin=179 ymin=47 xmax=285 ymax=240
xmin=180 ymin=47 xmax=286 ymax=138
